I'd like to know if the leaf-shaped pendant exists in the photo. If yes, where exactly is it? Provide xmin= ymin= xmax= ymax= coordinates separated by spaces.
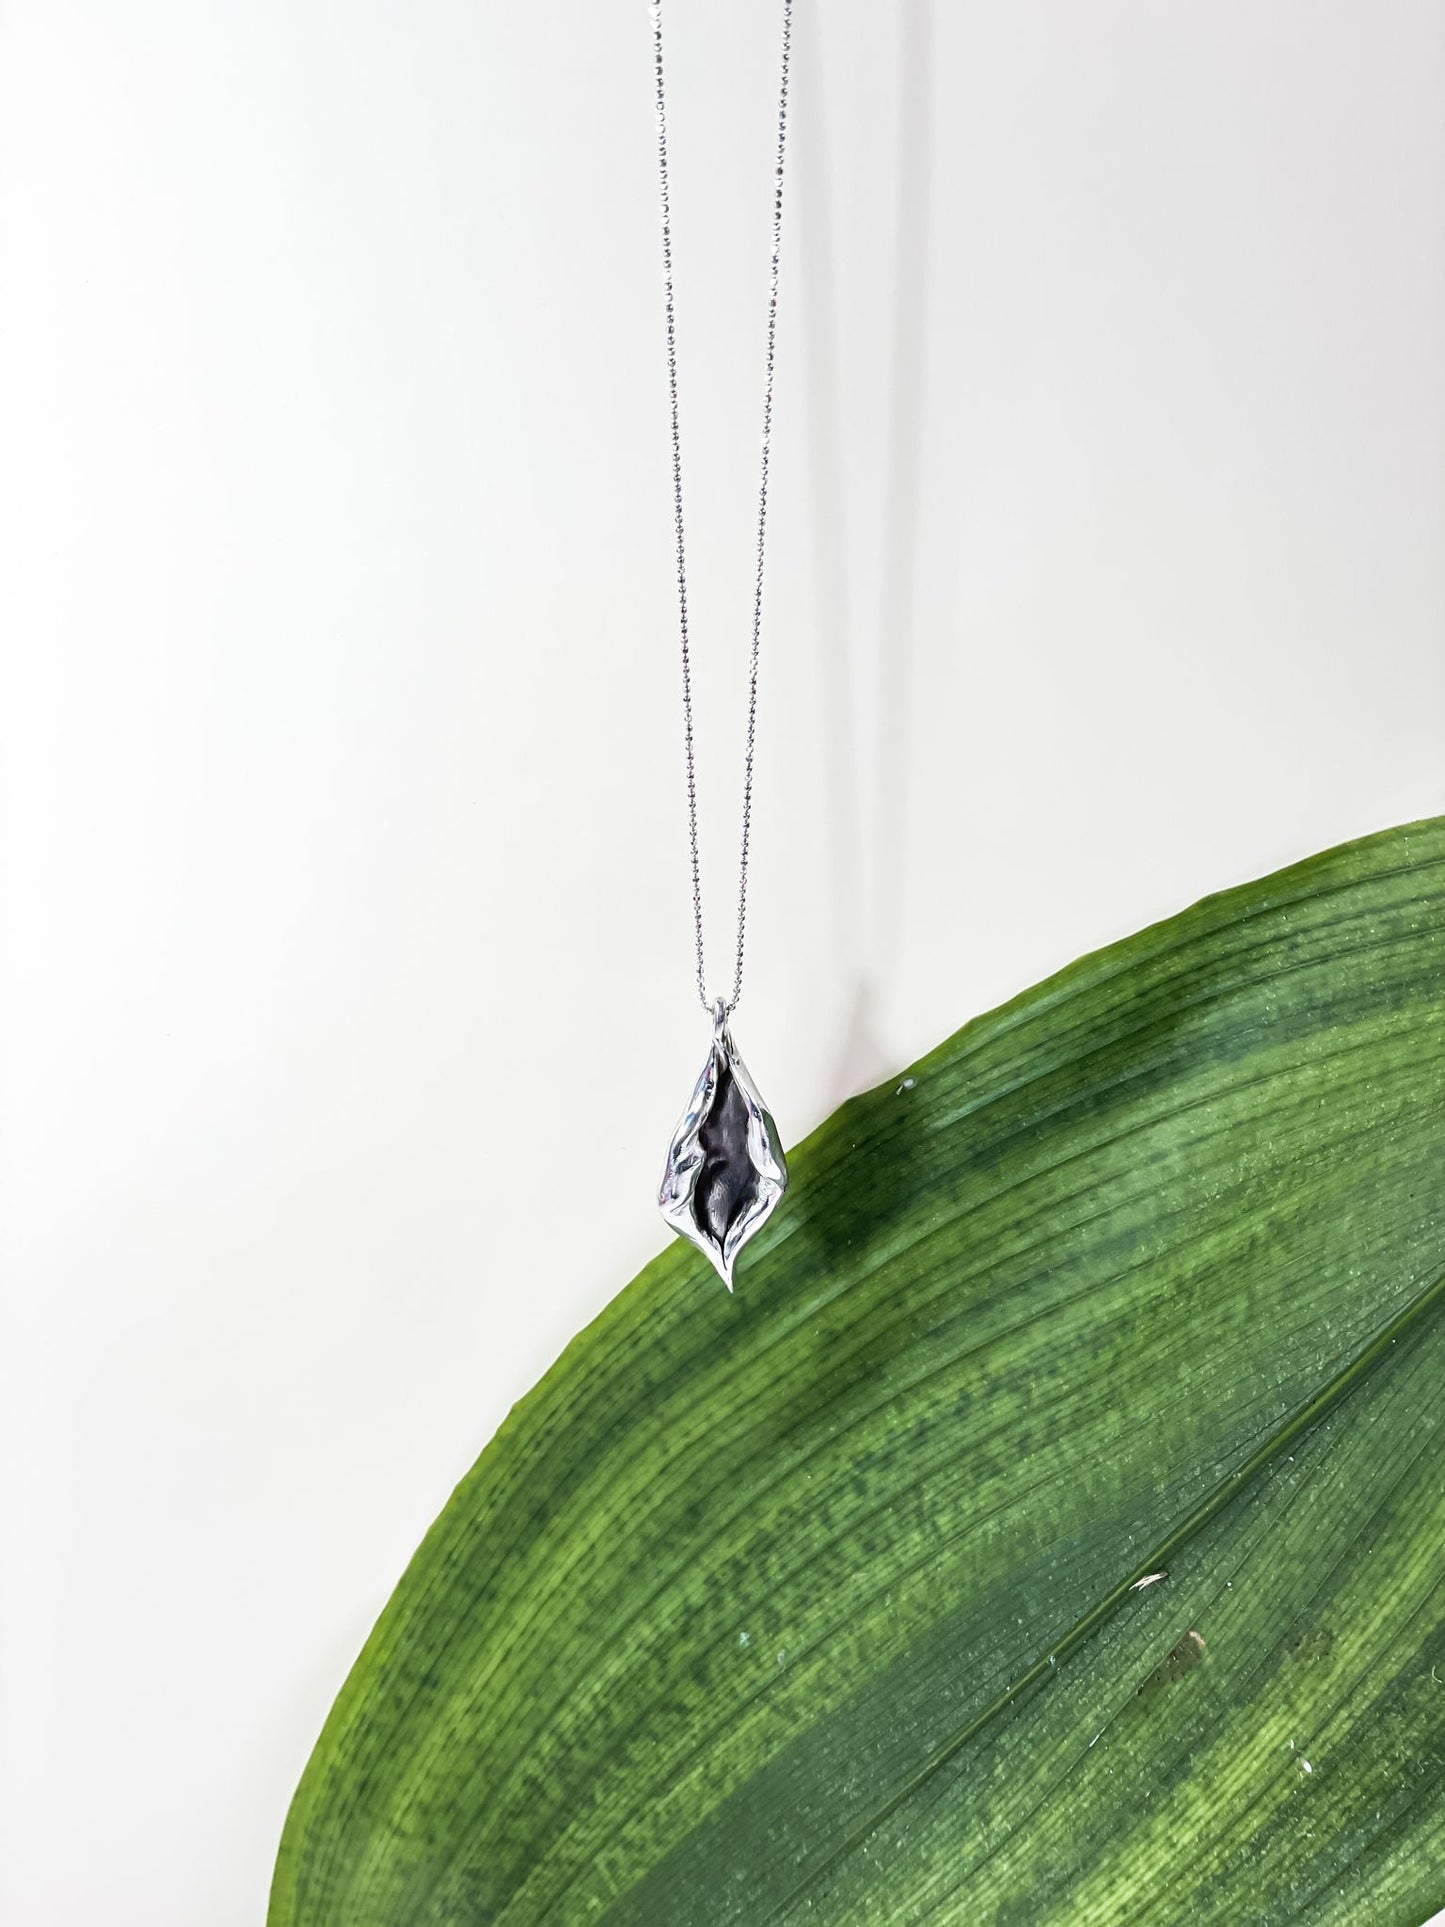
xmin=658 ymin=1001 xmax=787 ymax=1291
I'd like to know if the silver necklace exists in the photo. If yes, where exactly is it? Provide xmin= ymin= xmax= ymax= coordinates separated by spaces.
xmin=652 ymin=0 xmax=793 ymax=1291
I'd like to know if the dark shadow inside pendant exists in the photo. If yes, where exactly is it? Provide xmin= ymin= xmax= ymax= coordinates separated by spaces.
xmin=694 ymin=1055 xmax=761 ymax=1249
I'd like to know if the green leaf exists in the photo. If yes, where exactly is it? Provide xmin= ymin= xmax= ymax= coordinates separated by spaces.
xmin=271 ymin=818 xmax=1445 ymax=1926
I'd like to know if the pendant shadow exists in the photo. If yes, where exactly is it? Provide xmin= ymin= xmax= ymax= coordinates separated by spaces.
xmin=796 ymin=0 xmax=937 ymax=1113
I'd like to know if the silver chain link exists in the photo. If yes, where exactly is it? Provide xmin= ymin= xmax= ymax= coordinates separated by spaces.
xmin=651 ymin=0 xmax=794 ymax=1018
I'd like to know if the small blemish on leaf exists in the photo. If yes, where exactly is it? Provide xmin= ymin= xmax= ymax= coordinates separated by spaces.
xmin=1286 ymin=1623 xmax=1336 ymax=1667
xmin=1131 ymin=1571 xmax=1168 ymax=1592
xmin=897 ymin=1077 xmax=916 ymax=1095
xmin=1138 ymin=1628 xmax=1206 ymax=1700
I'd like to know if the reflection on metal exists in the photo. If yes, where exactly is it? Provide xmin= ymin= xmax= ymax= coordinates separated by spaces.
xmin=658 ymin=1001 xmax=787 ymax=1291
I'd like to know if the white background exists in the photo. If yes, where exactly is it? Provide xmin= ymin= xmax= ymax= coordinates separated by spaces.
xmin=2 ymin=3 xmax=1443 ymax=1921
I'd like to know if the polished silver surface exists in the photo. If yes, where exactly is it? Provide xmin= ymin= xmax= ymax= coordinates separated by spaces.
xmin=651 ymin=0 xmax=794 ymax=1019
xmin=659 ymin=1001 xmax=787 ymax=1291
